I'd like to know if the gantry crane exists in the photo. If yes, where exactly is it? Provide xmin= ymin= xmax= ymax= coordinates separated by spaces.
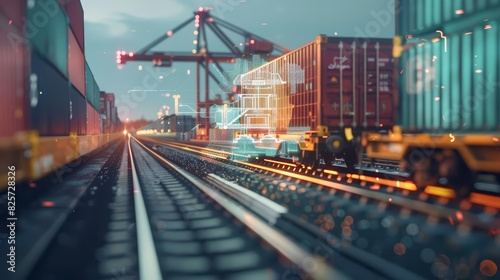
xmin=117 ymin=7 xmax=289 ymax=139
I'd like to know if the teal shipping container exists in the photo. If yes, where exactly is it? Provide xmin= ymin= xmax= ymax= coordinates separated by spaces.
xmin=26 ymin=0 xmax=68 ymax=76
xmin=397 ymin=0 xmax=500 ymax=133
xmin=85 ymin=62 xmax=101 ymax=111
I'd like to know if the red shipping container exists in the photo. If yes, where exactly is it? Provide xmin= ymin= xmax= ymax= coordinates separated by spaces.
xmin=68 ymin=27 xmax=85 ymax=96
xmin=59 ymin=0 xmax=84 ymax=53
xmin=0 ymin=19 xmax=28 ymax=137
xmin=237 ymin=35 xmax=395 ymax=135
xmin=0 ymin=0 xmax=25 ymax=29
xmin=319 ymin=37 xmax=395 ymax=130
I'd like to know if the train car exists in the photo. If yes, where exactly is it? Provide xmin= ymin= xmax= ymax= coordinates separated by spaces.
xmin=233 ymin=35 xmax=395 ymax=169
xmin=363 ymin=0 xmax=500 ymax=193
xmin=0 ymin=0 xmax=121 ymax=190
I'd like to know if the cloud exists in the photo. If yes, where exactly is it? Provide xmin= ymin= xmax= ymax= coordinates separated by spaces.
xmin=80 ymin=0 xmax=190 ymax=36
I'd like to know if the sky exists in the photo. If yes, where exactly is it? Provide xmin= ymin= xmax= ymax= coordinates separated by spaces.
xmin=80 ymin=0 xmax=396 ymax=121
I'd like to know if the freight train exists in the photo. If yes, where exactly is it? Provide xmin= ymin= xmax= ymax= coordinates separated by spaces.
xmin=230 ymin=1 xmax=500 ymax=194
xmin=232 ymin=35 xmax=395 ymax=169
xmin=364 ymin=0 xmax=500 ymax=193
xmin=0 ymin=0 xmax=122 ymax=189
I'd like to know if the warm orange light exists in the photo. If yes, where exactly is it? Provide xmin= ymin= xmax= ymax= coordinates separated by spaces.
xmin=361 ymin=176 xmax=417 ymax=191
xmin=323 ymin=169 xmax=339 ymax=175
xmin=263 ymin=159 xmax=296 ymax=167
xmin=424 ymin=186 xmax=456 ymax=199
xmin=480 ymin=260 xmax=498 ymax=277
xmin=469 ymin=193 xmax=500 ymax=209
xmin=123 ymin=129 xmax=128 ymax=135
xmin=449 ymin=133 xmax=455 ymax=142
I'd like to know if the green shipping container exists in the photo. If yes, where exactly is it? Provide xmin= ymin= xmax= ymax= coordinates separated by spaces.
xmin=397 ymin=0 xmax=500 ymax=133
xmin=85 ymin=61 xmax=101 ymax=111
xmin=26 ymin=0 xmax=68 ymax=75
xmin=398 ymin=0 xmax=500 ymax=35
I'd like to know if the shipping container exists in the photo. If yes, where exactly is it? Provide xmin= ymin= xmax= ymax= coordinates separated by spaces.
xmin=234 ymin=35 xmax=395 ymax=135
xmin=0 ymin=0 xmax=25 ymax=29
xmin=0 ymin=14 xmax=28 ymax=137
xmin=85 ymin=62 xmax=101 ymax=110
xmin=26 ymin=0 xmax=68 ymax=76
xmin=397 ymin=0 xmax=500 ymax=132
xmin=399 ymin=0 xmax=500 ymax=36
xmin=68 ymin=27 xmax=85 ymax=96
xmin=86 ymin=102 xmax=101 ymax=134
xmin=60 ymin=0 xmax=84 ymax=53
xmin=70 ymin=85 xmax=87 ymax=135
xmin=30 ymin=51 xmax=70 ymax=136
xmin=94 ymin=109 xmax=101 ymax=134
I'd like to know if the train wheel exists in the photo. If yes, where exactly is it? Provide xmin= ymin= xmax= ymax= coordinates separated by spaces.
xmin=437 ymin=149 xmax=472 ymax=198
xmin=326 ymin=135 xmax=345 ymax=154
xmin=403 ymin=148 xmax=439 ymax=189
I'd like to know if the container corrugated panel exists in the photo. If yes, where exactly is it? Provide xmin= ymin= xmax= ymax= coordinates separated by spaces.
xmin=239 ymin=35 xmax=395 ymax=135
xmin=30 ymin=52 xmax=70 ymax=136
xmin=85 ymin=62 xmax=101 ymax=110
xmin=399 ymin=0 xmax=500 ymax=35
xmin=70 ymin=85 xmax=87 ymax=135
xmin=92 ymin=80 xmax=101 ymax=111
xmin=68 ymin=27 xmax=85 ymax=96
xmin=26 ymin=0 xmax=68 ymax=76
xmin=100 ymin=93 xmax=111 ymax=133
xmin=0 ymin=0 xmax=25 ymax=29
xmin=0 ymin=15 xmax=28 ymax=137
xmin=398 ymin=1 xmax=500 ymax=133
xmin=94 ymin=110 xmax=101 ymax=134
xmin=60 ymin=0 xmax=84 ymax=53
xmin=319 ymin=37 xmax=395 ymax=130
xmin=85 ymin=62 xmax=94 ymax=104
xmin=86 ymin=103 xmax=95 ymax=134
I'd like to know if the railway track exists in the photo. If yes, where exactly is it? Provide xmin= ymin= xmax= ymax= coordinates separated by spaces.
xmin=129 ymin=136 xmax=346 ymax=279
xmin=5 ymin=135 xmax=499 ymax=279
xmin=141 ymin=136 xmax=500 ymax=279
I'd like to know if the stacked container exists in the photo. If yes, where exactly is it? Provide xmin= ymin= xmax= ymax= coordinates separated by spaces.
xmin=85 ymin=62 xmax=101 ymax=134
xmin=0 ymin=1 xmax=28 ymax=137
xmin=397 ymin=0 xmax=500 ymax=132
